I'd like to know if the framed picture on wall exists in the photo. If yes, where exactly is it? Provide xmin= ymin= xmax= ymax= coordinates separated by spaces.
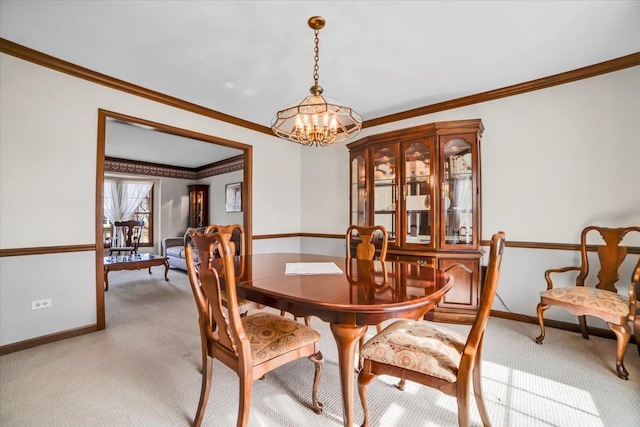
xmin=225 ymin=182 xmax=242 ymax=212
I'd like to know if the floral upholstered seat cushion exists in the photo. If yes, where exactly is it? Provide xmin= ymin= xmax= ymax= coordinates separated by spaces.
xmin=242 ymin=313 xmax=321 ymax=365
xmin=360 ymin=319 xmax=467 ymax=383
xmin=540 ymin=287 xmax=629 ymax=317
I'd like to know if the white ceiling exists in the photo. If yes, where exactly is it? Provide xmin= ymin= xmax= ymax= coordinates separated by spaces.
xmin=2 ymin=1 xmax=639 ymax=166
xmin=106 ymin=119 xmax=243 ymax=168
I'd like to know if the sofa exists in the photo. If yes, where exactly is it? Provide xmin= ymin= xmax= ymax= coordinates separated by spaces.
xmin=162 ymin=227 xmax=241 ymax=271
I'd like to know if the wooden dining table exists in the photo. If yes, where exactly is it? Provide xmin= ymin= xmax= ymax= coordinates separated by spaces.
xmin=234 ymin=253 xmax=453 ymax=427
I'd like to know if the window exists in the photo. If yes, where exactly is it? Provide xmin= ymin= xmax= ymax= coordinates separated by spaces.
xmin=103 ymin=179 xmax=154 ymax=247
xmin=131 ymin=189 xmax=153 ymax=246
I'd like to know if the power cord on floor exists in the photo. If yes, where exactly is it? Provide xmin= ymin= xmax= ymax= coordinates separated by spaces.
xmin=493 ymin=291 xmax=540 ymax=338
xmin=495 ymin=292 xmax=514 ymax=314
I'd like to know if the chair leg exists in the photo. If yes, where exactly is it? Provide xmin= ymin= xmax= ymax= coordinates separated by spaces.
xmin=578 ymin=315 xmax=589 ymax=339
xmin=237 ymin=371 xmax=252 ymax=427
xmin=535 ymin=303 xmax=549 ymax=344
xmin=456 ymin=377 xmax=471 ymax=427
xmin=634 ymin=315 xmax=640 ymax=356
xmin=307 ymin=351 xmax=324 ymax=414
xmin=357 ymin=368 xmax=377 ymax=427
xmin=396 ymin=372 xmax=406 ymax=391
xmin=193 ymin=356 xmax=212 ymax=427
xmin=473 ymin=343 xmax=491 ymax=426
xmin=608 ymin=322 xmax=631 ymax=380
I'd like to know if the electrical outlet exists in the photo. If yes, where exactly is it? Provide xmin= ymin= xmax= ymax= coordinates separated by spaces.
xmin=31 ymin=299 xmax=52 ymax=310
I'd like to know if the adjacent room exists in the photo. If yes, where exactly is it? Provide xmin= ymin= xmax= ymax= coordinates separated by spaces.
xmin=1 ymin=1 xmax=639 ymax=426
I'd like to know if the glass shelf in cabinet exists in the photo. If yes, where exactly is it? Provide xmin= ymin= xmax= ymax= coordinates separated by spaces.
xmin=446 ymin=173 xmax=472 ymax=180
xmin=405 ymin=176 xmax=430 ymax=184
xmin=445 ymin=239 xmax=474 ymax=245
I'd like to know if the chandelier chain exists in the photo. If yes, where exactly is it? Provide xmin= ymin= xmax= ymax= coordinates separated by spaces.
xmin=313 ymin=28 xmax=320 ymax=86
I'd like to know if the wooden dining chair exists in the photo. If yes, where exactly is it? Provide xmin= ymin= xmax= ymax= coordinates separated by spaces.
xmin=535 ymin=225 xmax=640 ymax=379
xmin=345 ymin=225 xmax=390 ymax=370
xmin=202 ymin=224 xmax=261 ymax=316
xmin=184 ymin=229 xmax=324 ymax=427
xmin=358 ymin=231 xmax=505 ymax=427
xmin=631 ymin=258 xmax=640 ymax=356
xmin=204 ymin=223 xmax=244 ymax=254
xmin=107 ymin=220 xmax=143 ymax=255
xmin=346 ymin=224 xmax=389 ymax=261
xmin=282 ymin=225 xmax=390 ymax=329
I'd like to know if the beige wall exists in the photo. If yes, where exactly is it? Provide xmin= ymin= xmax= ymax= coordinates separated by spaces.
xmin=198 ymin=169 xmax=244 ymax=226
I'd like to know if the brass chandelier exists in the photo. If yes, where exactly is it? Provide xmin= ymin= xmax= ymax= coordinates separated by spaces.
xmin=271 ymin=16 xmax=362 ymax=147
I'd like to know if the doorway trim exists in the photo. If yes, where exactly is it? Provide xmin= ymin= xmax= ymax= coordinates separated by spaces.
xmin=95 ymin=109 xmax=253 ymax=330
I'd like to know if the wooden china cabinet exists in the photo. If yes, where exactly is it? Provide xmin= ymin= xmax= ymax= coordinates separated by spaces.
xmin=188 ymin=185 xmax=209 ymax=228
xmin=347 ymin=119 xmax=484 ymax=323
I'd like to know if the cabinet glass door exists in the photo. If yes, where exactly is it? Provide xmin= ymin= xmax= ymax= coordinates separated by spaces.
xmin=351 ymin=155 xmax=367 ymax=226
xmin=442 ymin=137 xmax=474 ymax=246
xmin=372 ymin=146 xmax=397 ymax=244
xmin=403 ymin=141 xmax=432 ymax=247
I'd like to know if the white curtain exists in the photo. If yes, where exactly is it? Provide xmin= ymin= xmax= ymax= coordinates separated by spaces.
xmin=104 ymin=179 xmax=153 ymax=225
xmin=453 ymin=178 xmax=473 ymax=238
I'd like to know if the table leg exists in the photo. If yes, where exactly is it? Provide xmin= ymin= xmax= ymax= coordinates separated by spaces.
xmin=329 ymin=323 xmax=367 ymax=427
xmin=163 ymin=259 xmax=169 ymax=281
xmin=104 ymin=268 xmax=109 ymax=291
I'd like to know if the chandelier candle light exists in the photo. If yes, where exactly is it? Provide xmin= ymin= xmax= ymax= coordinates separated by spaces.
xmin=271 ymin=16 xmax=362 ymax=147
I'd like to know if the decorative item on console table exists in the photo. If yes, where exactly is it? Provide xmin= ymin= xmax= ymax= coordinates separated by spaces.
xmin=348 ymin=119 xmax=484 ymax=323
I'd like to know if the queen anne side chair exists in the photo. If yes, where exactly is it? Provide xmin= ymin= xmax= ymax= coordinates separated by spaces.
xmin=202 ymin=224 xmax=262 ymax=316
xmin=108 ymin=220 xmax=143 ymax=256
xmin=203 ymin=224 xmax=244 ymax=257
xmin=346 ymin=224 xmax=389 ymax=261
xmin=535 ymin=225 xmax=640 ymax=379
xmin=185 ymin=229 xmax=324 ymax=427
xmin=280 ymin=224 xmax=390 ymax=327
xmin=357 ymin=231 xmax=505 ymax=427
xmin=346 ymin=225 xmax=390 ymax=370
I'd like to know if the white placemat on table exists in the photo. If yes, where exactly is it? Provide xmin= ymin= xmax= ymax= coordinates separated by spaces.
xmin=285 ymin=262 xmax=343 ymax=275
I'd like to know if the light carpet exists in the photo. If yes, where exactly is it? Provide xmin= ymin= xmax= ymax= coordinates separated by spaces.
xmin=1 ymin=268 xmax=639 ymax=426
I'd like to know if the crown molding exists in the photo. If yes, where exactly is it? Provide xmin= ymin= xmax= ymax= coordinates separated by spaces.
xmin=2 ymin=38 xmax=638 ymax=137
xmin=0 ymin=38 xmax=272 ymax=136
xmin=364 ymin=52 xmax=640 ymax=128
xmin=104 ymin=156 xmax=243 ymax=179
xmin=196 ymin=155 xmax=244 ymax=179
